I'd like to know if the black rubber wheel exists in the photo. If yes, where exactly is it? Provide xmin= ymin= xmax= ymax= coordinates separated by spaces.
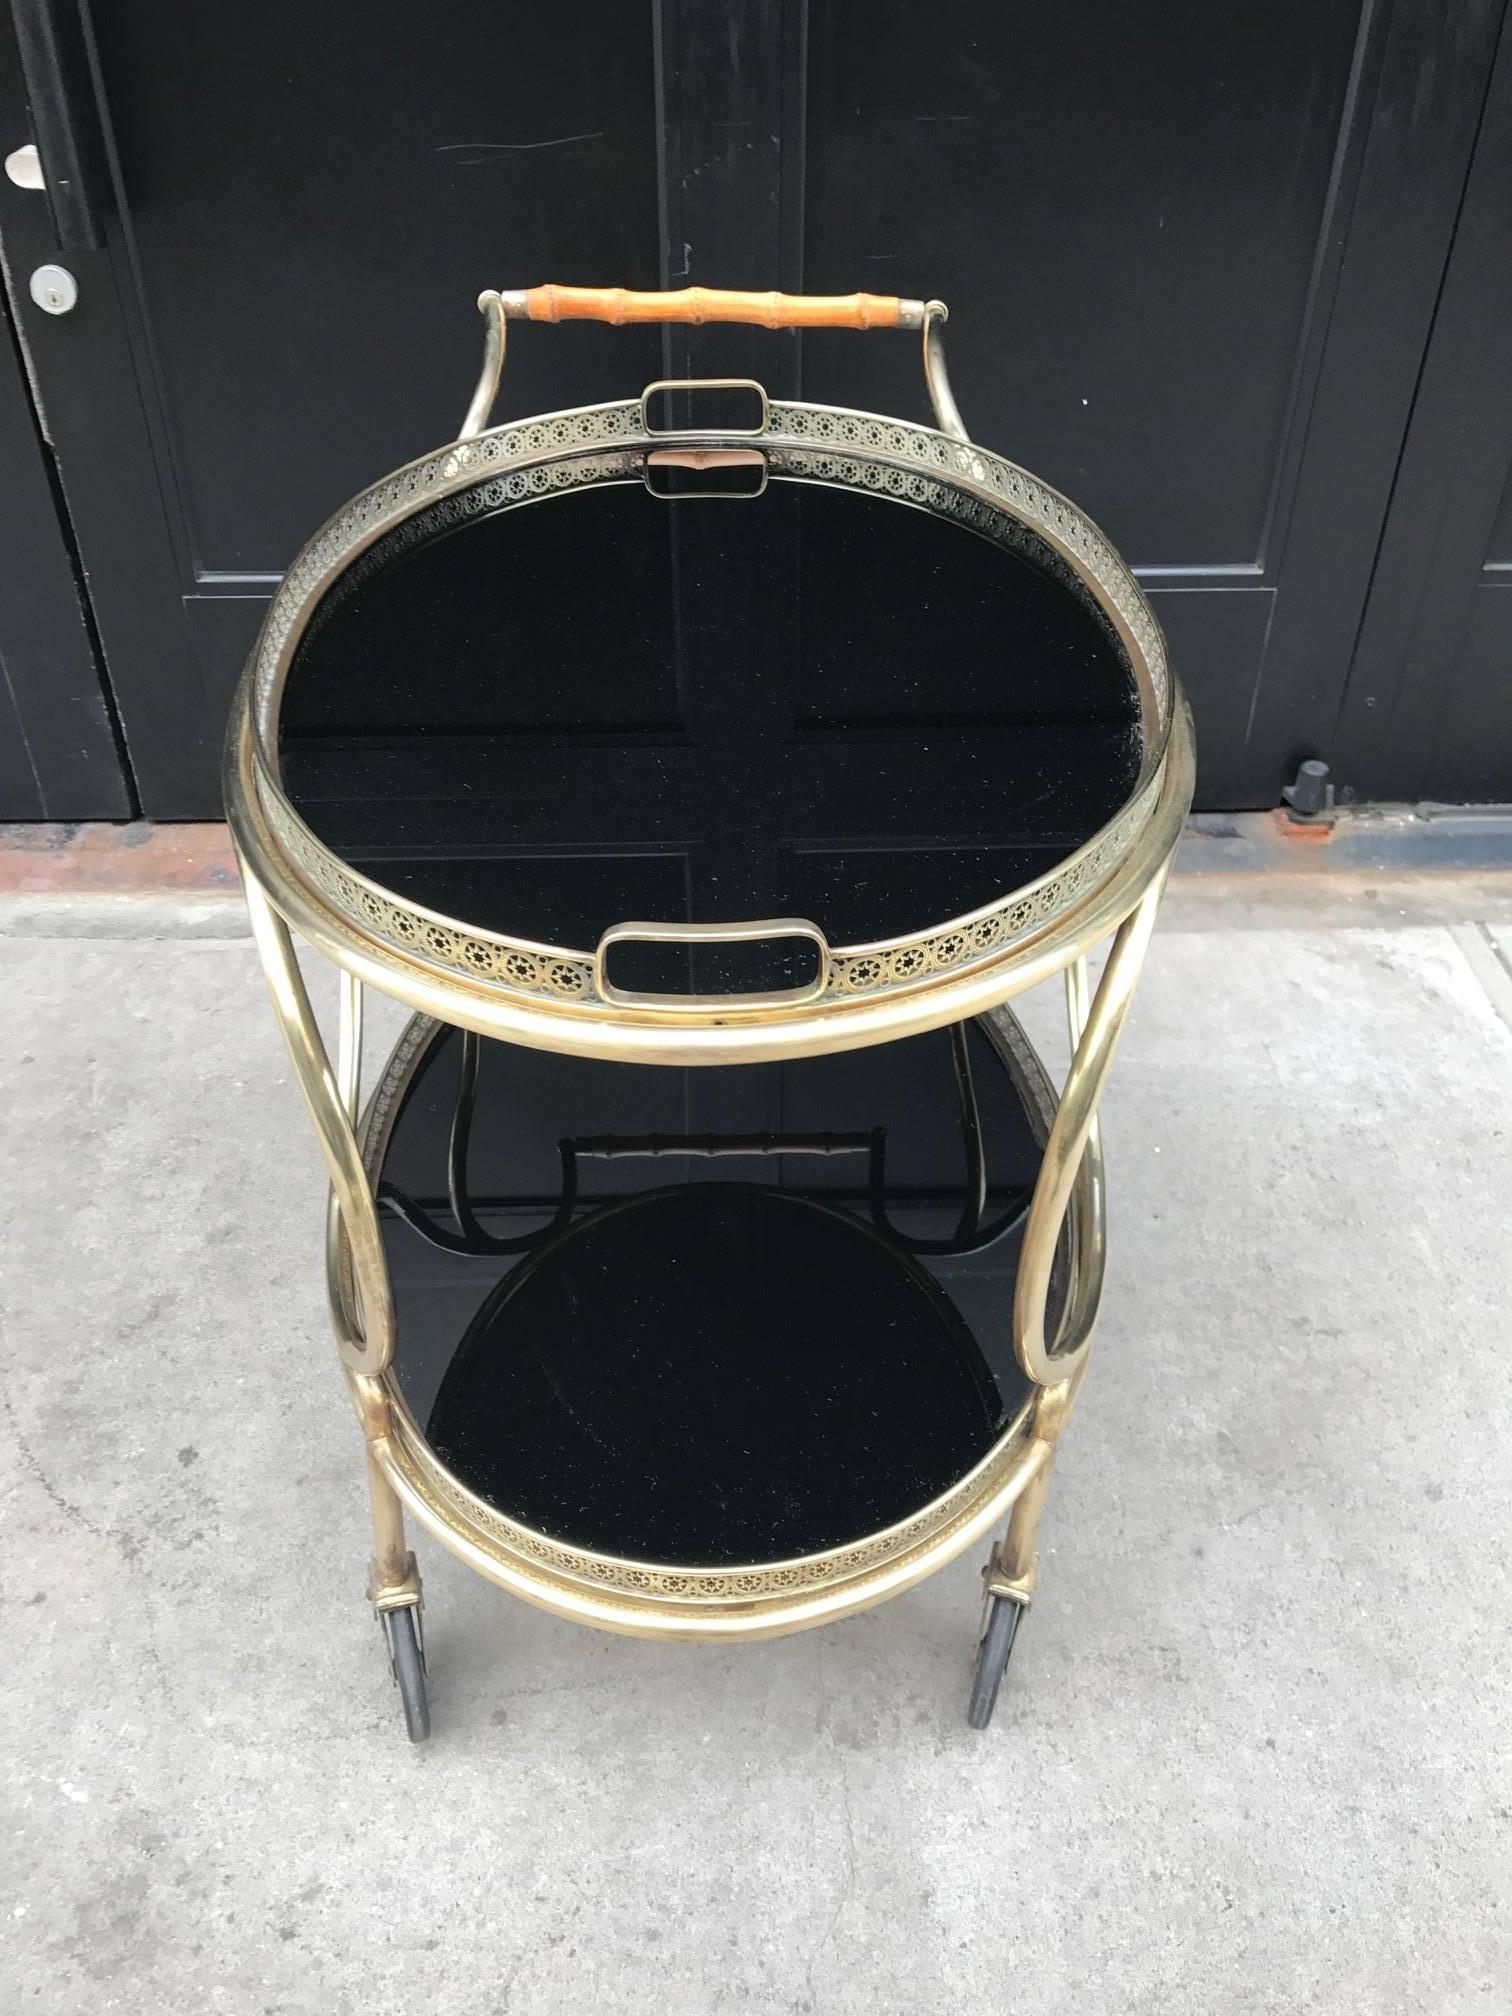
xmin=967 ymin=1594 xmax=1022 ymax=1730
xmin=382 ymin=1606 xmax=431 ymax=1743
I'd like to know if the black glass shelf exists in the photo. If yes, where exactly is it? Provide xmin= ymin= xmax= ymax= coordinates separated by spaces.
xmin=375 ymin=1015 xmax=1062 ymax=1566
xmin=281 ymin=477 xmax=1141 ymax=984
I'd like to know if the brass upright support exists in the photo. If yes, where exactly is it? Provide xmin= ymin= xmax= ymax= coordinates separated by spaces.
xmin=240 ymin=870 xmax=395 ymax=1378
xmin=366 ymin=1445 xmax=422 ymax=1615
xmin=922 ymin=301 xmax=968 ymax=440
xmin=459 ymin=290 xmax=507 ymax=440
xmin=238 ymin=865 xmax=420 ymax=1616
xmin=980 ymin=871 xmax=1167 ymax=1625
xmin=985 ymin=1448 xmax=1054 ymax=1607
xmin=1012 ymin=866 xmax=1169 ymax=1390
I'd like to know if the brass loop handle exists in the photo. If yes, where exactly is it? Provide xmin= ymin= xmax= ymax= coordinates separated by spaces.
xmin=499 ymin=284 xmax=928 ymax=330
xmin=641 ymin=376 xmax=771 ymax=436
xmin=594 ymin=916 xmax=830 ymax=1014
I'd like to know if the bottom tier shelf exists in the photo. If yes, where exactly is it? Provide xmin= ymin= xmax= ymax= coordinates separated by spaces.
xmin=356 ymin=1009 xmax=1067 ymax=1609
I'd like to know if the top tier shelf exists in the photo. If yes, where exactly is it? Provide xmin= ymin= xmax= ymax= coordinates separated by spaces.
xmin=226 ymin=392 xmax=1192 ymax=1062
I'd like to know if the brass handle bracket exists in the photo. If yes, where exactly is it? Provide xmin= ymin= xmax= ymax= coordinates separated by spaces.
xmin=593 ymin=917 xmax=830 ymax=1014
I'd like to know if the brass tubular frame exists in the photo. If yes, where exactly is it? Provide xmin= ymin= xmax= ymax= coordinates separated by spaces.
xmin=229 ymin=795 xmax=1179 ymax=1639
xmin=238 ymin=335 xmax=1176 ymax=1020
xmin=335 ymin=969 xmax=362 ymax=1119
xmin=1012 ymin=867 xmax=1168 ymax=1389
xmin=364 ymin=1446 xmax=421 ymax=1615
xmin=459 ymin=290 xmax=507 ymax=439
xmin=226 ymin=699 xmax=1193 ymax=1070
xmin=242 ymin=870 xmax=395 ymax=1378
xmin=921 ymin=301 xmax=968 ymax=440
xmin=373 ymin=1415 xmax=1056 ymax=1642
xmin=327 ymin=1006 xmax=1054 ymax=1633
xmin=227 ymin=296 xmax=1192 ymax=1654
xmin=247 ymin=893 xmax=423 ymax=1615
xmin=231 ymin=725 xmax=1187 ymax=1639
xmin=324 ymin=971 xmax=369 ymax=1363
xmin=986 ymin=1443 xmax=1055 ymax=1607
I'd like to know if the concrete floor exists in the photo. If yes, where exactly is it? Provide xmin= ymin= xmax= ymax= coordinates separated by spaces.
xmin=3 ymin=875 xmax=1512 ymax=2014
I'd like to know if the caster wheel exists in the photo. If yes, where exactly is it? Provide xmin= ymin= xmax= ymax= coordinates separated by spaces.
xmin=967 ymin=1593 xmax=1023 ymax=1730
xmin=382 ymin=1606 xmax=431 ymax=1743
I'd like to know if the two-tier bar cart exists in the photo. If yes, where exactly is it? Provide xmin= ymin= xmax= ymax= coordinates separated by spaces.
xmin=226 ymin=283 xmax=1194 ymax=1740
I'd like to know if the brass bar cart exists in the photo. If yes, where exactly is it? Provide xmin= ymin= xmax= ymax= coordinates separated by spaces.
xmin=226 ymin=283 xmax=1194 ymax=1740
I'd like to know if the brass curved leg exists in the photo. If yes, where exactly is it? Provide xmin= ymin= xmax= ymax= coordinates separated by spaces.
xmin=973 ymin=871 xmax=1171 ymax=1720
xmin=240 ymin=867 xmax=395 ymax=1377
xmin=365 ymin=1446 xmax=422 ymax=1610
xmin=1013 ymin=866 xmax=1170 ymax=1390
xmin=985 ymin=1443 xmax=1054 ymax=1609
xmin=238 ymin=863 xmax=423 ymax=1707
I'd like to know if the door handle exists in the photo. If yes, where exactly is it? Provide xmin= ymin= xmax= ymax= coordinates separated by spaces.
xmin=12 ymin=0 xmax=104 ymax=251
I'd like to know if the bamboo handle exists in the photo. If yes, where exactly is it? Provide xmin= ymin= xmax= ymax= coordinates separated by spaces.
xmin=498 ymin=284 xmax=927 ymax=331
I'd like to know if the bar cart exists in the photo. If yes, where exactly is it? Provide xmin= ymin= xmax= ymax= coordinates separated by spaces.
xmin=225 ymin=283 xmax=1194 ymax=1740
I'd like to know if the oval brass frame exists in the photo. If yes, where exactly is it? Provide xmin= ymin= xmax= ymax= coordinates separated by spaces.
xmin=228 ymin=697 xmax=1191 ymax=1070
xmin=231 ymin=392 xmax=1178 ymax=1028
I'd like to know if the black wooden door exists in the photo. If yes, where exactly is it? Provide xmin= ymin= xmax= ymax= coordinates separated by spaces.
xmin=1 ymin=0 xmax=1504 ymax=816
xmin=1331 ymin=4 xmax=1512 ymax=803
xmin=0 ymin=284 xmax=127 ymax=817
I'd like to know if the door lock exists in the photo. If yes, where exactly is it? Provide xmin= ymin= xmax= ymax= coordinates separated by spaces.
xmin=5 ymin=142 xmax=44 ymax=190
xmin=29 ymin=263 xmax=77 ymax=315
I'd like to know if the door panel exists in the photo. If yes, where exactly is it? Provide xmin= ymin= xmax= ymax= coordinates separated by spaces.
xmin=1 ymin=0 xmax=665 ymax=818
xmin=0 ymin=284 xmax=128 ymax=817
xmin=1490 ymin=474 xmax=1512 ymax=566
xmin=85 ymin=6 xmax=664 ymax=574
xmin=801 ymin=0 xmax=1507 ymax=807
xmin=804 ymin=0 xmax=1361 ymax=565
xmin=1333 ymin=6 xmax=1512 ymax=803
